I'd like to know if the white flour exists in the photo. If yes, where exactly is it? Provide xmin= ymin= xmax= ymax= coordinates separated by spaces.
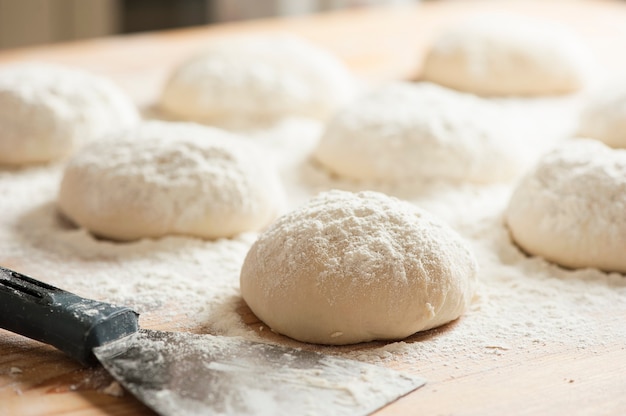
xmin=1 ymin=98 xmax=625 ymax=393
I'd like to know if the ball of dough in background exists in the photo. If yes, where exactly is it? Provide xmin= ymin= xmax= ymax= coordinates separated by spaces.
xmin=421 ymin=14 xmax=594 ymax=96
xmin=0 ymin=63 xmax=140 ymax=165
xmin=578 ymin=83 xmax=626 ymax=148
xmin=314 ymin=82 xmax=523 ymax=183
xmin=240 ymin=190 xmax=477 ymax=345
xmin=505 ymin=139 xmax=626 ymax=273
xmin=159 ymin=35 xmax=356 ymax=123
xmin=58 ymin=121 xmax=286 ymax=241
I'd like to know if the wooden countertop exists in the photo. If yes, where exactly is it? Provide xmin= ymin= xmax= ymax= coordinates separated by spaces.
xmin=2 ymin=1 xmax=626 ymax=415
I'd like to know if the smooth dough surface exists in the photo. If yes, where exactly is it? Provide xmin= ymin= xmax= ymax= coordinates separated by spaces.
xmin=240 ymin=190 xmax=478 ymax=345
xmin=421 ymin=14 xmax=593 ymax=96
xmin=578 ymin=83 xmax=626 ymax=148
xmin=506 ymin=139 xmax=626 ymax=273
xmin=314 ymin=82 xmax=523 ymax=183
xmin=58 ymin=121 xmax=286 ymax=241
xmin=159 ymin=35 xmax=356 ymax=122
xmin=0 ymin=63 xmax=139 ymax=165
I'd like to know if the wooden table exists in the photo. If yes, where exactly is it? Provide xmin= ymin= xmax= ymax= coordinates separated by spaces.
xmin=2 ymin=1 xmax=626 ymax=415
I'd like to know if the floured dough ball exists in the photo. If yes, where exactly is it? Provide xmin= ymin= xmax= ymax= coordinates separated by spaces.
xmin=578 ymin=83 xmax=626 ymax=148
xmin=0 ymin=63 xmax=139 ymax=165
xmin=421 ymin=14 xmax=593 ymax=96
xmin=240 ymin=190 xmax=477 ymax=345
xmin=506 ymin=139 xmax=626 ymax=273
xmin=159 ymin=35 xmax=356 ymax=122
xmin=314 ymin=82 xmax=522 ymax=183
xmin=58 ymin=121 xmax=286 ymax=241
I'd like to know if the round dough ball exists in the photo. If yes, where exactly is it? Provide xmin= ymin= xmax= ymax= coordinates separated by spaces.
xmin=240 ymin=190 xmax=478 ymax=345
xmin=314 ymin=82 xmax=522 ymax=183
xmin=505 ymin=139 xmax=626 ymax=273
xmin=421 ymin=14 xmax=593 ymax=96
xmin=0 ymin=63 xmax=139 ymax=165
xmin=159 ymin=35 xmax=356 ymax=122
xmin=58 ymin=121 xmax=286 ymax=241
xmin=578 ymin=83 xmax=626 ymax=148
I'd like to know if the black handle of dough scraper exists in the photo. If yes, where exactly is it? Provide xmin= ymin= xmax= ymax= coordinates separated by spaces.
xmin=0 ymin=266 xmax=139 ymax=366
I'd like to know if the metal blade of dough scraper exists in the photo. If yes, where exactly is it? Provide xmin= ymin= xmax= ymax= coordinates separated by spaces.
xmin=94 ymin=329 xmax=425 ymax=416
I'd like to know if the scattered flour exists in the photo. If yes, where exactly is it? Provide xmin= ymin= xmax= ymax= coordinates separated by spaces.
xmin=1 ymin=100 xmax=625 ymax=389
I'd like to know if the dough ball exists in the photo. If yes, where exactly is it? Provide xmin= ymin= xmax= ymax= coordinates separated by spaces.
xmin=314 ymin=82 xmax=522 ymax=183
xmin=421 ymin=14 xmax=593 ymax=96
xmin=58 ymin=121 xmax=286 ymax=241
xmin=0 ymin=63 xmax=139 ymax=165
xmin=159 ymin=35 xmax=356 ymax=122
xmin=240 ymin=190 xmax=477 ymax=345
xmin=578 ymin=83 xmax=626 ymax=148
xmin=505 ymin=139 xmax=626 ymax=273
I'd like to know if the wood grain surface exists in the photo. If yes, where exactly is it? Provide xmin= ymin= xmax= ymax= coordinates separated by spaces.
xmin=1 ymin=1 xmax=626 ymax=415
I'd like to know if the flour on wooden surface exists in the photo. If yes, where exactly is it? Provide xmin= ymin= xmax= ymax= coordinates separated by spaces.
xmin=1 ymin=105 xmax=624 ymax=387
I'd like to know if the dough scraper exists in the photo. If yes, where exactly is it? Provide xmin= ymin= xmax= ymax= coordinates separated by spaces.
xmin=0 ymin=266 xmax=425 ymax=415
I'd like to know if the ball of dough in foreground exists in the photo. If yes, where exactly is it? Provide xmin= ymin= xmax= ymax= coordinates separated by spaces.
xmin=159 ymin=35 xmax=356 ymax=122
xmin=0 ymin=63 xmax=139 ymax=165
xmin=240 ymin=190 xmax=478 ymax=345
xmin=578 ymin=83 xmax=626 ymax=148
xmin=314 ymin=82 xmax=522 ymax=183
xmin=506 ymin=139 xmax=626 ymax=273
xmin=421 ymin=14 xmax=593 ymax=96
xmin=58 ymin=121 xmax=286 ymax=241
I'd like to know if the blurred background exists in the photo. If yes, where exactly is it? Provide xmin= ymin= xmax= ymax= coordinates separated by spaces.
xmin=0 ymin=0 xmax=415 ymax=49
